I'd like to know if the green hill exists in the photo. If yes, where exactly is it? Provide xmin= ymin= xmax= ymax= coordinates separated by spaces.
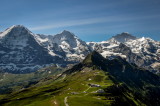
xmin=0 ymin=51 xmax=160 ymax=106
xmin=0 ymin=65 xmax=64 ymax=95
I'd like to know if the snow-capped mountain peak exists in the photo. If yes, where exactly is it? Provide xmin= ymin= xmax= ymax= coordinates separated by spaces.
xmin=87 ymin=33 xmax=160 ymax=72
xmin=61 ymin=30 xmax=75 ymax=36
xmin=125 ymin=36 xmax=160 ymax=56
xmin=53 ymin=30 xmax=78 ymax=42
xmin=109 ymin=32 xmax=137 ymax=43
xmin=51 ymin=30 xmax=91 ymax=61
xmin=0 ymin=25 xmax=159 ymax=73
xmin=33 ymin=30 xmax=91 ymax=62
xmin=0 ymin=25 xmax=33 ymax=38
xmin=0 ymin=25 xmax=38 ymax=49
xmin=0 ymin=25 xmax=66 ymax=73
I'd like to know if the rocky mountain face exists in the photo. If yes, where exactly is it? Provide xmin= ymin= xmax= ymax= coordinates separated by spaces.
xmin=125 ymin=37 xmax=160 ymax=67
xmin=87 ymin=33 xmax=160 ymax=72
xmin=0 ymin=25 xmax=65 ymax=73
xmin=37 ymin=30 xmax=91 ymax=61
xmin=0 ymin=25 xmax=91 ymax=73
xmin=109 ymin=32 xmax=137 ymax=43
xmin=0 ymin=25 xmax=159 ymax=73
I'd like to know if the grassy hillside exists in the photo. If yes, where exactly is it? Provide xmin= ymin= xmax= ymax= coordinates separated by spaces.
xmin=0 ymin=65 xmax=64 ymax=94
xmin=0 ymin=68 xmax=123 ymax=106
xmin=0 ymin=51 xmax=160 ymax=106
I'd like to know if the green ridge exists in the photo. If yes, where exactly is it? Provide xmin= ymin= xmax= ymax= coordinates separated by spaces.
xmin=0 ymin=51 xmax=160 ymax=106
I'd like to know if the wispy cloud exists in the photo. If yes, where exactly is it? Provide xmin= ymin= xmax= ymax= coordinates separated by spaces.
xmin=30 ymin=14 xmax=160 ymax=31
xmin=30 ymin=17 xmax=109 ymax=31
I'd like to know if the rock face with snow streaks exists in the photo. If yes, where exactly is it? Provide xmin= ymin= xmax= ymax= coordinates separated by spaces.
xmin=0 ymin=25 xmax=159 ymax=73
xmin=87 ymin=33 xmax=160 ymax=71
xmin=0 ymin=25 xmax=91 ymax=73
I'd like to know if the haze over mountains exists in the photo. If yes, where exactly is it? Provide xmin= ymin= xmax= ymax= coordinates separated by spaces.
xmin=0 ymin=25 xmax=159 ymax=73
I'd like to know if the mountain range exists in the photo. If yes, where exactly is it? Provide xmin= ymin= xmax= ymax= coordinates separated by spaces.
xmin=0 ymin=25 xmax=160 ymax=105
xmin=0 ymin=25 xmax=159 ymax=73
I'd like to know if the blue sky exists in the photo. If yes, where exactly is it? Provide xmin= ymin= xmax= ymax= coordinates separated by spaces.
xmin=0 ymin=0 xmax=160 ymax=41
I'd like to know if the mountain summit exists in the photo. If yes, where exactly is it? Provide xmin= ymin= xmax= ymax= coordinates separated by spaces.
xmin=51 ymin=30 xmax=91 ymax=61
xmin=0 ymin=25 xmax=36 ymax=48
xmin=0 ymin=25 xmax=91 ymax=73
xmin=0 ymin=25 xmax=159 ymax=73
xmin=0 ymin=26 xmax=64 ymax=73
xmin=0 ymin=25 xmax=31 ymax=38
xmin=88 ymin=32 xmax=160 ymax=72
xmin=109 ymin=32 xmax=137 ymax=43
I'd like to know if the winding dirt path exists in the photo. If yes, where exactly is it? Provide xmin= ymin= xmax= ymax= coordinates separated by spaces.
xmin=64 ymin=96 xmax=69 ymax=106
xmin=84 ymin=86 xmax=91 ymax=92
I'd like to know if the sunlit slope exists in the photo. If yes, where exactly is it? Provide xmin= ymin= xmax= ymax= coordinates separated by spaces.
xmin=0 ymin=65 xmax=64 ymax=94
xmin=1 ymin=51 xmax=160 ymax=106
